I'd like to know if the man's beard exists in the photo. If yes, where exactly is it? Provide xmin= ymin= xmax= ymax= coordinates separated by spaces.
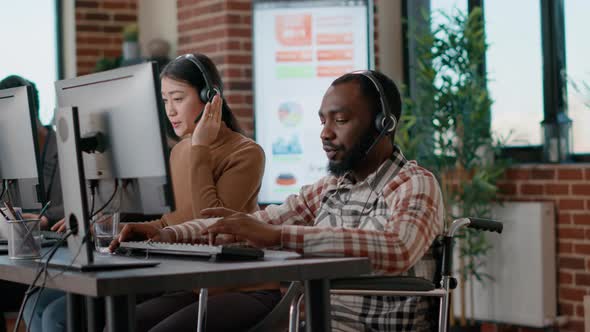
xmin=327 ymin=128 xmax=376 ymax=177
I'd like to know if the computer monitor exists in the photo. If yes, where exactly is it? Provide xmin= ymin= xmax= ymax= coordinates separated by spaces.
xmin=53 ymin=62 xmax=174 ymax=269
xmin=0 ymin=86 xmax=44 ymax=210
xmin=55 ymin=62 xmax=174 ymax=215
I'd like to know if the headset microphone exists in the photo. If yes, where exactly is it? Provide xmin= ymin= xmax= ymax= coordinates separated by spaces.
xmin=363 ymin=123 xmax=390 ymax=156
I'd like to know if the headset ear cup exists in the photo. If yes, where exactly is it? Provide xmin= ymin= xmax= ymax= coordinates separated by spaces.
xmin=375 ymin=112 xmax=397 ymax=134
xmin=199 ymin=89 xmax=208 ymax=103
xmin=212 ymin=87 xmax=221 ymax=99
xmin=388 ymin=116 xmax=397 ymax=133
xmin=375 ymin=112 xmax=384 ymax=132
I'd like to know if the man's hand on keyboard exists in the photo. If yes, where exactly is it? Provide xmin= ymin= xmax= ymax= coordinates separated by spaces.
xmin=109 ymin=223 xmax=177 ymax=252
xmin=200 ymin=207 xmax=281 ymax=248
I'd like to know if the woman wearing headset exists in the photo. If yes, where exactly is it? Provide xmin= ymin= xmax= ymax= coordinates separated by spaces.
xmin=129 ymin=53 xmax=281 ymax=332
xmin=24 ymin=53 xmax=280 ymax=332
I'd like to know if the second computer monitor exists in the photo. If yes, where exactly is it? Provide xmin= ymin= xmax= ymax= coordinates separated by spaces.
xmin=55 ymin=62 xmax=174 ymax=215
xmin=0 ymin=85 xmax=44 ymax=210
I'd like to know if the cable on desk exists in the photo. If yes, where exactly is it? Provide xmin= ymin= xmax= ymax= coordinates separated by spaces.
xmin=13 ymin=230 xmax=73 ymax=332
xmin=91 ymin=180 xmax=119 ymax=218
xmin=14 ymin=180 xmax=124 ymax=331
xmin=0 ymin=180 xmax=6 ymax=201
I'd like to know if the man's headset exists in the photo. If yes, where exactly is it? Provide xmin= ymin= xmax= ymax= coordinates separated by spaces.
xmin=350 ymin=70 xmax=398 ymax=155
xmin=351 ymin=70 xmax=397 ymax=134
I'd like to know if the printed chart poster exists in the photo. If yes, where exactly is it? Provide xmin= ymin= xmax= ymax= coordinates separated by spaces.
xmin=254 ymin=0 xmax=372 ymax=204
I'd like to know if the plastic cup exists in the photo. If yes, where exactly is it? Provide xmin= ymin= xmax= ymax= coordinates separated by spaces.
xmin=92 ymin=212 xmax=120 ymax=254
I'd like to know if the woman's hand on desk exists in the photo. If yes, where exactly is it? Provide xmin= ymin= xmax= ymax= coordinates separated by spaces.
xmin=22 ymin=213 xmax=50 ymax=230
xmin=108 ymin=223 xmax=177 ymax=252
xmin=51 ymin=218 xmax=67 ymax=233
xmin=201 ymin=207 xmax=281 ymax=248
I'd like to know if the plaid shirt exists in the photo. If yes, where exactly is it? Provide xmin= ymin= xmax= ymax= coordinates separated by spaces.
xmin=168 ymin=147 xmax=444 ymax=331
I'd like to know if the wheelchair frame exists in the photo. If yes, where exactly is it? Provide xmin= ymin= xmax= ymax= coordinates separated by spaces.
xmin=288 ymin=217 xmax=503 ymax=332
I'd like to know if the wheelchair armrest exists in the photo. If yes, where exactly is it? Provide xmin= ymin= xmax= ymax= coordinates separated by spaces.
xmin=330 ymin=276 xmax=436 ymax=292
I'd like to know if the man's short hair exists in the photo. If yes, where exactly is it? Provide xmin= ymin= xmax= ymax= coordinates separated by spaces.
xmin=0 ymin=75 xmax=40 ymax=117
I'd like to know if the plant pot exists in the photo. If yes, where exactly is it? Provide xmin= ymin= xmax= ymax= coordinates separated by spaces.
xmin=123 ymin=41 xmax=140 ymax=60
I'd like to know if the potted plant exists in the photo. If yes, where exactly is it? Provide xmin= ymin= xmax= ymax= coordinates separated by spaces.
xmin=396 ymin=7 xmax=507 ymax=330
xmin=122 ymin=23 xmax=140 ymax=60
xmin=94 ymin=56 xmax=121 ymax=73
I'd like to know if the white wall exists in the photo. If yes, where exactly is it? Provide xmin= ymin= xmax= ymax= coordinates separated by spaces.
xmin=138 ymin=0 xmax=178 ymax=58
xmin=376 ymin=0 xmax=404 ymax=83
xmin=61 ymin=0 xmax=76 ymax=78
xmin=453 ymin=202 xmax=557 ymax=327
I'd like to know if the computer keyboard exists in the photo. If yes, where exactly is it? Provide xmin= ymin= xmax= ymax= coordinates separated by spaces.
xmin=0 ymin=238 xmax=63 ymax=255
xmin=119 ymin=241 xmax=300 ymax=261
xmin=2 ymin=232 xmax=65 ymax=242
xmin=120 ymin=241 xmax=263 ymax=261
xmin=0 ymin=234 xmax=63 ymax=246
xmin=41 ymin=230 xmax=66 ymax=241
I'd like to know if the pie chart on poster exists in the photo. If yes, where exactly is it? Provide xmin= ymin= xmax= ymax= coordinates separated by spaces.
xmin=278 ymin=102 xmax=303 ymax=127
xmin=276 ymin=173 xmax=297 ymax=186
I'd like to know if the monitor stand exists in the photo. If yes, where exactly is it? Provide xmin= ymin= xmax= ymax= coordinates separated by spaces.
xmin=53 ymin=107 xmax=158 ymax=271
xmin=38 ymin=247 xmax=159 ymax=272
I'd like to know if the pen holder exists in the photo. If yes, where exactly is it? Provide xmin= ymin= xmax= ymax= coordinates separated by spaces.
xmin=0 ymin=207 xmax=21 ymax=239
xmin=7 ymin=219 xmax=41 ymax=259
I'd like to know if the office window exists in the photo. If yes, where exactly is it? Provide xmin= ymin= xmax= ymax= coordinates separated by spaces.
xmin=429 ymin=0 xmax=468 ymax=84
xmin=431 ymin=0 xmax=467 ymax=12
xmin=0 ymin=0 xmax=60 ymax=125
xmin=565 ymin=1 xmax=590 ymax=154
xmin=431 ymin=0 xmax=468 ymax=25
xmin=485 ymin=1 xmax=543 ymax=146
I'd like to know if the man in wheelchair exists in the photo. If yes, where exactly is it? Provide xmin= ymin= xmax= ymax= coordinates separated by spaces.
xmin=139 ymin=70 xmax=445 ymax=331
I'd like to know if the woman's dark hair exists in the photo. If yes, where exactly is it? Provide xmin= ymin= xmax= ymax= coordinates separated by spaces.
xmin=160 ymin=53 xmax=243 ymax=134
xmin=0 ymin=75 xmax=40 ymax=118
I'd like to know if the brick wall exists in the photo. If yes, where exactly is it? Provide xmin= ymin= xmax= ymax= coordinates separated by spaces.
xmin=176 ymin=0 xmax=254 ymax=135
xmin=76 ymin=0 xmax=138 ymax=75
xmin=176 ymin=0 xmax=380 ymax=137
xmin=374 ymin=0 xmax=380 ymax=69
xmin=489 ymin=165 xmax=590 ymax=332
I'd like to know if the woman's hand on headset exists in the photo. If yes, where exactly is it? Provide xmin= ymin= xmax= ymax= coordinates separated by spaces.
xmin=192 ymin=94 xmax=222 ymax=147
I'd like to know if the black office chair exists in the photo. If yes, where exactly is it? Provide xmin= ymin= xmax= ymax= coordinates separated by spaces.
xmin=285 ymin=217 xmax=503 ymax=332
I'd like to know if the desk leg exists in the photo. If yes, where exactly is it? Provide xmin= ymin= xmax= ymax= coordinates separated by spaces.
xmin=85 ymin=296 xmax=105 ymax=332
xmin=105 ymin=295 xmax=135 ymax=332
xmin=66 ymin=293 xmax=84 ymax=332
xmin=304 ymin=279 xmax=330 ymax=332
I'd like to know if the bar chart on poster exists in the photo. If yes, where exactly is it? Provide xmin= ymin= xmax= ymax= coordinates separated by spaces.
xmin=253 ymin=0 xmax=373 ymax=204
